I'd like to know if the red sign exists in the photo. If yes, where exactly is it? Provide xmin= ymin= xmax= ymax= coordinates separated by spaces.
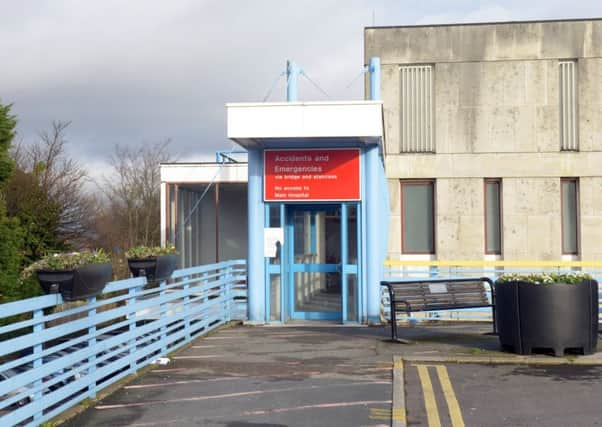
xmin=264 ymin=148 xmax=360 ymax=201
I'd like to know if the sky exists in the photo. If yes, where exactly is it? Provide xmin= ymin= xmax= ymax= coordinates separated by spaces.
xmin=2 ymin=0 xmax=602 ymax=177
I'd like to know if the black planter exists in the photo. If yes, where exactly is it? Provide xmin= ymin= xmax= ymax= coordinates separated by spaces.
xmin=36 ymin=262 xmax=112 ymax=301
xmin=128 ymin=254 xmax=177 ymax=282
xmin=495 ymin=280 xmax=598 ymax=356
xmin=36 ymin=270 xmax=74 ymax=295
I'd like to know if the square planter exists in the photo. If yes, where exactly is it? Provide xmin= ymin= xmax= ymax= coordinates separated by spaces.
xmin=36 ymin=262 xmax=112 ymax=301
xmin=495 ymin=280 xmax=598 ymax=356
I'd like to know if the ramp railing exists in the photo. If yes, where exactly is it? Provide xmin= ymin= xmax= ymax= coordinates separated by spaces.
xmin=0 ymin=259 xmax=246 ymax=427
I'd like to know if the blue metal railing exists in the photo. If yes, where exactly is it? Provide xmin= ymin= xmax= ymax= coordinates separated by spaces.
xmin=382 ymin=265 xmax=602 ymax=323
xmin=0 ymin=259 xmax=246 ymax=427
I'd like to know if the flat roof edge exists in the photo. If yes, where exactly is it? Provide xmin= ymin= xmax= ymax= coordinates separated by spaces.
xmin=364 ymin=17 xmax=602 ymax=31
xmin=226 ymin=100 xmax=382 ymax=108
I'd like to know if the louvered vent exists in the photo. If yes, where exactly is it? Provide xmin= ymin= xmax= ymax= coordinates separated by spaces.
xmin=559 ymin=60 xmax=578 ymax=151
xmin=400 ymin=65 xmax=434 ymax=153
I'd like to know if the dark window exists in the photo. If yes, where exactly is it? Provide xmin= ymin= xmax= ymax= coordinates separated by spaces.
xmin=401 ymin=180 xmax=435 ymax=254
xmin=484 ymin=179 xmax=502 ymax=254
xmin=561 ymin=178 xmax=579 ymax=254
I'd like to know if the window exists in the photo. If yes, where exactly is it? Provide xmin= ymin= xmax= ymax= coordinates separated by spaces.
xmin=559 ymin=60 xmax=578 ymax=150
xmin=561 ymin=178 xmax=579 ymax=254
xmin=484 ymin=179 xmax=502 ymax=254
xmin=401 ymin=180 xmax=435 ymax=254
xmin=400 ymin=65 xmax=434 ymax=153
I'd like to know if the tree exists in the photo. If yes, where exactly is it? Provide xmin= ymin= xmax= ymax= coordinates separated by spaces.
xmin=0 ymin=102 xmax=16 ymax=184
xmin=4 ymin=167 xmax=63 ymax=264
xmin=94 ymin=140 xmax=171 ymax=251
xmin=0 ymin=101 xmax=26 ymax=302
xmin=10 ymin=121 xmax=91 ymax=248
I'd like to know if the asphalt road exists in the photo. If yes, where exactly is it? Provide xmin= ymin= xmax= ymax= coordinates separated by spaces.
xmin=64 ymin=326 xmax=394 ymax=427
xmin=405 ymin=363 xmax=602 ymax=427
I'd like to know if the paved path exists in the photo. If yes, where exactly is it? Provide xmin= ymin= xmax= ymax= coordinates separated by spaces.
xmin=62 ymin=323 xmax=602 ymax=427
xmin=64 ymin=325 xmax=396 ymax=427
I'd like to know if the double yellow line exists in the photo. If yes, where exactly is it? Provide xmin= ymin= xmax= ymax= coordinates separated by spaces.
xmin=414 ymin=364 xmax=465 ymax=427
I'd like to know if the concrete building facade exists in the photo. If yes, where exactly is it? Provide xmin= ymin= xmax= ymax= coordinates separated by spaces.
xmin=365 ymin=18 xmax=602 ymax=262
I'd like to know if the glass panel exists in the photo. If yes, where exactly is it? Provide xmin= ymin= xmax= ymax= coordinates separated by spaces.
xmin=347 ymin=205 xmax=358 ymax=264
xmin=294 ymin=272 xmax=341 ymax=313
xmin=293 ymin=211 xmax=310 ymax=262
xmin=324 ymin=210 xmax=341 ymax=264
xmin=198 ymin=185 xmax=216 ymax=264
xmin=562 ymin=180 xmax=578 ymax=254
xmin=485 ymin=181 xmax=501 ymax=253
xmin=402 ymin=183 xmax=434 ymax=253
xmin=270 ymin=274 xmax=281 ymax=321
xmin=346 ymin=274 xmax=357 ymax=321
xmin=268 ymin=204 xmax=280 ymax=227
xmin=218 ymin=184 xmax=247 ymax=261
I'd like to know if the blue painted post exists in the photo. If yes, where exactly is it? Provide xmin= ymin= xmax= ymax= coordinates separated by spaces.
xmin=341 ymin=203 xmax=348 ymax=323
xmin=159 ymin=280 xmax=167 ymax=354
xmin=264 ymin=204 xmax=270 ymax=323
xmin=279 ymin=203 xmax=286 ymax=322
xmin=248 ymin=148 xmax=265 ymax=323
xmin=226 ymin=265 xmax=233 ymax=322
xmin=127 ymin=285 xmax=138 ymax=374
xmin=369 ymin=57 xmax=381 ymax=101
xmin=183 ymin=277 xmax=191 ymax=342
xmin=32 ymin=308 xmax=43 ymax=423
xmin=286 ymin=60 xmax=300 ymax=102
xmin=88 ymin=296 xmax=97 ymax=398
xmin=366 ymin=56 xmax=384 ymax=323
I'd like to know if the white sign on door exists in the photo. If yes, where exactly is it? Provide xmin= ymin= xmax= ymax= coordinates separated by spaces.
xmin=264 ymin=228 xmax=284 ymax=258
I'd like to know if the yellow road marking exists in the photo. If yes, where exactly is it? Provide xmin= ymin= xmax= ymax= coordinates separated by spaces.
xmin=413 ymin=364 xmax=466 ymax=427
xmin=436 ymin=365 xmax=465 ymax=427
xmin=368 ymin=408 xmax=406 ymax=421
xmin=415 ymin=365 xmax=441 ymax=427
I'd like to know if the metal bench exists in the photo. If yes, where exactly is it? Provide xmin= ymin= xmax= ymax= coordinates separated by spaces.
xmin=381 ymin=277 xmax=496 ymax=343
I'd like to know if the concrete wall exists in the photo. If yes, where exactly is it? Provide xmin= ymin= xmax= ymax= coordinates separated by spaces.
xmin=367 ymin=19 xmax=602 ymax=260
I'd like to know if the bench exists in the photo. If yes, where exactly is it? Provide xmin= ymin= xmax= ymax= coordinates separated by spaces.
xmin=381 ymin=277 xmax=496 ymax=343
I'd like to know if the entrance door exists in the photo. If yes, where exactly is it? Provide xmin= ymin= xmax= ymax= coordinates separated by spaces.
xmin=288 ymin=205 xmax=342 ymax=320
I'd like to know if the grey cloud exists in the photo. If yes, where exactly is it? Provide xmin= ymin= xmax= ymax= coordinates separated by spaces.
xmin=1 ymin=0 xmax=602 ymax=173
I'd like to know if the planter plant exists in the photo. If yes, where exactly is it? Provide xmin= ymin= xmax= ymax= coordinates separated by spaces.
xmin=125 ymin=244 xmax=178 ymax=282
xmin=495 ymin=272 xmax=598 ymax=357
xmin=23 ymin=250 xmax=113 ymax=301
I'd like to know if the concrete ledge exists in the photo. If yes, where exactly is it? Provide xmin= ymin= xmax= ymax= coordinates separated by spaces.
xmin=402 ymin=354 xmax=602 ymax=366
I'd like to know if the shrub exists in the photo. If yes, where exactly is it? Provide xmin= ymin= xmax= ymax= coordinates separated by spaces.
xmin=125 ymin=244 xmax=177 ymax=259
xmin=21 ymin=249 xmax=111 ymax=278
xmin=496 ymin=272 xmax=593 ymax=285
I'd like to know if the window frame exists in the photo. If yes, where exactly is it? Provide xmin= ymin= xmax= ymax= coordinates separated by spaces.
xmin=560 ymin=177 xmax=579 ymax=255
xmin=484 ymin=179 xmax=503 ymax=255
xmin=400 ymin=180 xmax=436 ymax=255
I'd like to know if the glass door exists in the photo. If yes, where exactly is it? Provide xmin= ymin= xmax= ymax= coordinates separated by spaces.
xmin=286 ymin=204 xmax=359 ymax=321
xmin=288 ymin=205 xmax=341 ymax=320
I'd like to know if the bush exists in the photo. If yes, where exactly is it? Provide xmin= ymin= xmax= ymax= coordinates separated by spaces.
xmin=496 ymin=272 xmax=593 ymax=285
xmin=125 ymin=244 xmax=177 ymax=259
xmin=21 ymin=249 xmax=111 ymax=277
